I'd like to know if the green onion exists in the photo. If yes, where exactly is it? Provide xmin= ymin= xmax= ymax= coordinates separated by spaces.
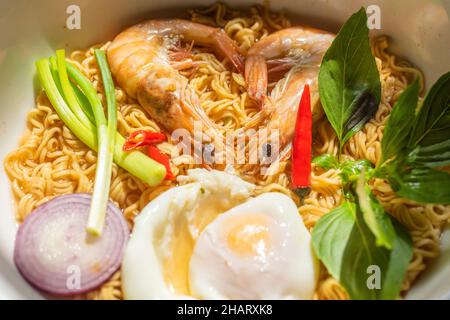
xmin=66 ymin=63 xmax=166 ymax=180
xmin=56 ymin=50 xmax=95 ymax=128
xmin=50 ymin=55 xmax=95 ymax=123
xmin=64 ymin=60 xmax=166 ymax=186
xmin=35 ymin=57 xmax=166 ymax=215
xmin=74 ymin=49 xmax=115 ymax=236
xmin=49 ymin=56 xmax=95 ymax=126
xmin=71 ymin=81 xmax=95 ymax=124
xmin=36 ymin=59 xmax=96 ymax=147
xmin=53 ymin=51 xmax=112 ymax=235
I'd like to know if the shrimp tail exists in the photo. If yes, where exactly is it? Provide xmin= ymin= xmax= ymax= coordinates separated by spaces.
xmin=212 ymin=30 xmax=244 ymax=73
xmin=245 ymin=55 xmax=268 ymax=105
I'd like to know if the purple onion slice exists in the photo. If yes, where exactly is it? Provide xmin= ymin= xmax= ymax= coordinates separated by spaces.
xmin=14 ymin=193 xmax=129 ymax=296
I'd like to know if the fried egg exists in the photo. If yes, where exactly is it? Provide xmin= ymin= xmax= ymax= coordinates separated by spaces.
xmin=121 ymin=169 xmax=318 ymax=299
xmin=189 ymin=192 xmax=318 ymax=299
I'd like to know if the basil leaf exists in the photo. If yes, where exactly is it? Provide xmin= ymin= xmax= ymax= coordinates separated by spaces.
xmin=312 ymin=201 xmax=413 ymax=300
xmin=389 ymin=164 xmax=450 ymax=204
xmin=313 ymin=156 xmax=373 ymax=199
xmin=408 ymin=72 xmax=450 ymax=149
xmin=355 ymin=173 xmax=395 ymax=249
xmin=343 ymin=91 xmax=378 ymax=143
xmin=311 ymin=202 xmax=357 ymax=280
xmin=312 ymin=154 xmax=339 ymax=170
xmin=338 ymin=209 xmax=388 ymax=300
xmin=319 ymin=7 xmax=381 ymax=147
xmin=313 ymin=155 xmax=373 ymax=182
xmin=380 ymin=218 xmax=413 ymax=300
xmin=408 ymin=140 xmax=450 ymax=168
xmin=340 ymin=159 xmax=373 ymax=184
xmin=381 ymin=79 xmax=419 ymax=163
xmin=379 ymin=73 xmax=450 ymax=203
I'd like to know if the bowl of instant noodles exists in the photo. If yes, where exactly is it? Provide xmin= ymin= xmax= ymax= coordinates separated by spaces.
xmin=1 ymin=0 xmax=449 ymax=300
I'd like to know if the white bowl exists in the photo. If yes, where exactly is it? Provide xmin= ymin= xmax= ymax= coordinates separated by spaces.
xmin=0 ymin=0 xmax=449 ymax=299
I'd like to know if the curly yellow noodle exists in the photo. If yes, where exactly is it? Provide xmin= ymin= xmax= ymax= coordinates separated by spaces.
xmin=4 ymin=3 xmax=449 ymax=300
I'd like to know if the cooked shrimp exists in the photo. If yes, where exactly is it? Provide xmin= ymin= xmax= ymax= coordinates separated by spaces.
xmin=244 ymin=27 xmax=334 ymax=148
xmin=107 ymin=19 xmax=243 ymax=143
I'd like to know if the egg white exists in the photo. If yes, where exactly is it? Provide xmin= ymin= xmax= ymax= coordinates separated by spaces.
xmin=121 ymin=169 xmax=255 ymax=299
xmin=121 ymin=169 xmax=318 ymax=300
xmin=189 ymin=192 xmax=319 ymax=300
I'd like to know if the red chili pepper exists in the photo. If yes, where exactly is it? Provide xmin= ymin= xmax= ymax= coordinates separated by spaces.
xmin=123 ymin=130 xmax=166 ymax=151
xmin=148 ymin=145 xmax=175 ymax=181
xmin=291 ymin=84 xmax=312 ymax=201
xmin=123 ymin=130 xmax=174 ymax=181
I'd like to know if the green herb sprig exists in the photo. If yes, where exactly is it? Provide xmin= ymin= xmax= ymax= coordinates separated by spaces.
xmin=318 ymin=7 xmax=381 ymax=154
xmin=310 ymin=7 xmax=421 ymax=300
xmin=381 ymin=72 xmax=450 ymax=204
xmin=312 ymin=70 xmax=450 ymax=300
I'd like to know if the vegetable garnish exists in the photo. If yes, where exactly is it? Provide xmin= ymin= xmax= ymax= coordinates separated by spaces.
xmin=311 ymin=71 xmax=450 ymax=300
xmin=54 ymin=49 xmax=116 ymax=236
xmin=14 ymin=193 xmax=129 ymax=296
xmin=85 ymin=49 xmax=118 ymax=236
xmin=380 ymin=79 xmax=419 ymax=164
xmin=291 ymin=84 xmax=312 ymax=201
xmin=355 ymin=170 xmax=395 ymax=250
xmin=36 ymin=59 xmax=94 ymax=148
xmin=309 ymin=7 xmax=428 ymax=300
xmin=55 ymin=51 xmax=93 ymax=128
xmin=35 ymin=54 xmax=166 ymax=187
xmin=312 ymin=158 xmax=413 ymax=299
xmin=312 ymin=198 xmax=412 ymax=300
xmin=122 ymin=130 xmax=175 ymax=180
xmin=65 ymin=58 xmax=167 ymax=186
xmin=378 ymin=72 xmax=450 ymax=204
xmin=148 ymin=145 xmax=175 ymax=181
xmin=123 ymin=130 xmax=166 ymax=151
xmin=311 ymin=71 xmax=450 ymax=299
xmin=318 ymin=7 xmax=381 ymax=154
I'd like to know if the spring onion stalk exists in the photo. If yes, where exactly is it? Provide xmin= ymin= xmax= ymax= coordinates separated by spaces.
xmin=56 ymin=50 xmax=95 ymax=128
xmin=49 ymin=57 xmax=97 ymax=126
xmin=36 ymin=57 xmax=166 ymax=189
xmin=84 ymin=50 xmax=119 ymax=235
xmin=51 ymin=53 xmax=110 ymax=235
xmin=71 ymin=81 xmax=95 ymax=124
xmin=36 ymin=59 xmax=97 ymax=147
xmin=50 ymin=55 xmax=96 ymax=124
xmin=48 ymin=58 xmax=65 ymax=100
xmin=60 ymin=48 xmax=112 ymax=236
xmin=63 ymin=61 xmax=165 ymax=181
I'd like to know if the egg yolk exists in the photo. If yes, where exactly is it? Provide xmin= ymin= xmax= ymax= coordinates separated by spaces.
xmin=226 ymin=213 xmax=272 ymax=257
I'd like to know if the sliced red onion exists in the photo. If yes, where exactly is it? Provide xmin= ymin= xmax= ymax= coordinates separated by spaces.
xmin=14 ymin=193 xmax=129 ymax=296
